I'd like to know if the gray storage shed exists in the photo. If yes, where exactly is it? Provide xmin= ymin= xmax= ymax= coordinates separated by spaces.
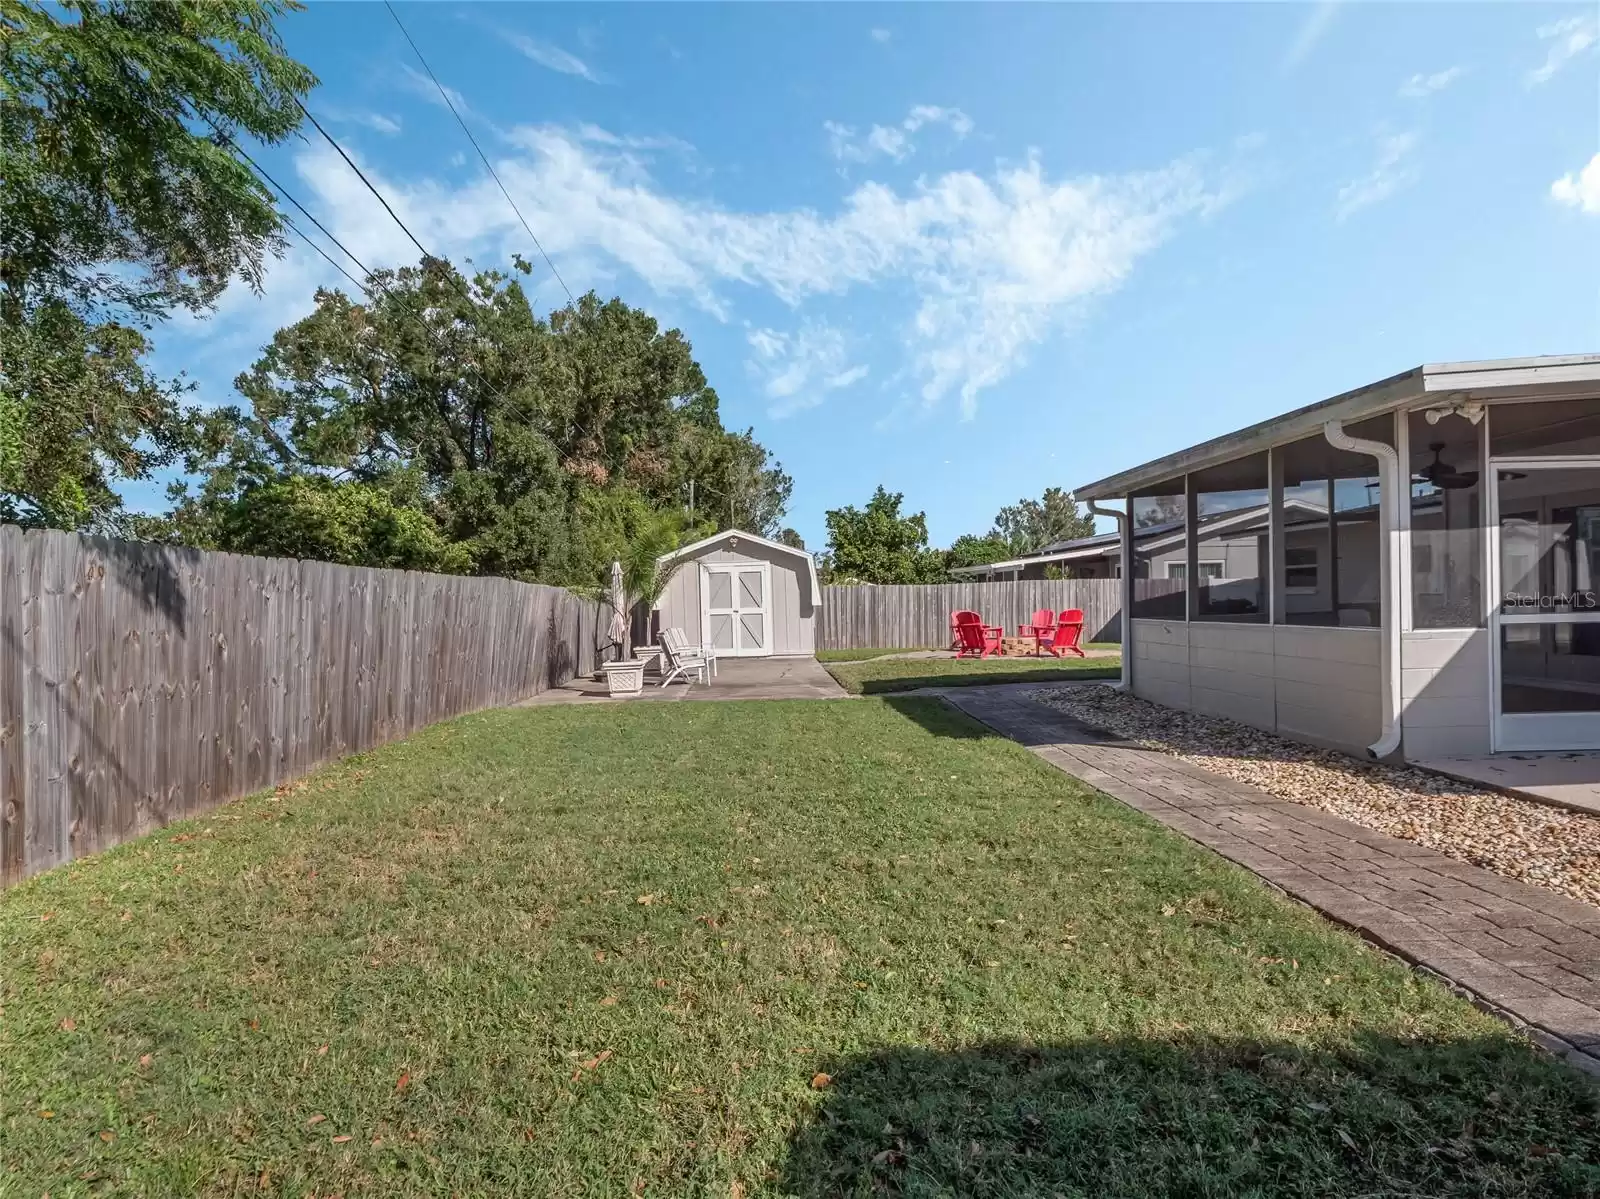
xmin=656 ymin=530 xmax=821 ymax=657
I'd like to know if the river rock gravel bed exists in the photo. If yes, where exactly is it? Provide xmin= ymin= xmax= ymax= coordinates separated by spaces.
xmin=1035 ymin=685 xmax=1600 ymax=909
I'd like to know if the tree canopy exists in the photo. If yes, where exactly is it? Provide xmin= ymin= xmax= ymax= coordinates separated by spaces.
xmin=939 ymin=487 xmax=1097 ymax=571
xmin=1 ymin=0 xmax=315 ymax=531
xmin=993 ymin=487 xmax=1095 ymax=555
xmin=154 ymin=258 xmax=791 ymax=589
xmin=822 ymin=487 xmax=945 ymax=584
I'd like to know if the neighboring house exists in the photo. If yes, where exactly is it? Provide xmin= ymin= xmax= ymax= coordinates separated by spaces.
xmin=654 ymin=529 xmax=821 ymax=658
xmin=1073 ymin=354 xmax=1600 ymax=762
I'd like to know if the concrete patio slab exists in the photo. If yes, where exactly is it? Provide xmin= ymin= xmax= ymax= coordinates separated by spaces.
xmin=518 ymin=655 xmax=849 ymax=706
xmin=1416 ymin=752 xmax=1600 ymax=818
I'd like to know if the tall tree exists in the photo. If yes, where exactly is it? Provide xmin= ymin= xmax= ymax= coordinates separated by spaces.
xmin=1 ymin=0 xmax=315 ymax=324
xmin=167 ymin=260 xmax=792 ymax=585
xmin=945 ymin=532 xmax=1014 ymax=570
xmin=992 ymin=487 xmax=1095 ymax=555
xmin=1 ymin=0 xmax=316 ymax=529
xmin=823 ymin=487 xmax=945 ymax=585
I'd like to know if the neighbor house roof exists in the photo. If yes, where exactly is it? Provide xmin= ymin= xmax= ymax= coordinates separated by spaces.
xmin=660 ymin=528 xmax=821 ymax=598
xmin=949 ymin=500 xmax=1332 ymax=577
xmin=1074 ymin=355 xmax=1600 ymax=502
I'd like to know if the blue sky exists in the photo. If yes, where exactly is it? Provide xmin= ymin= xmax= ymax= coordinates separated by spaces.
xmin=140 ymin=1 xmax=1600 ymax=548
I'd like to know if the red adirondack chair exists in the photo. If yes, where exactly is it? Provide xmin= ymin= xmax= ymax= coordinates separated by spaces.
xmin=954 ymin=615 xmax=1003 ymax=659
xmin=1018 ymin=607 xmax=1056 ymax=655
xmin=1044 ymin=608 xmax=1086 ymax=658
xmin=950 ymin=609 xmax=980 ymax=650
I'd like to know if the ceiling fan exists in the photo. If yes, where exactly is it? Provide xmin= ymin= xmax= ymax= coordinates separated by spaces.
xmin=1414 ymin=442 xmax=1480 ymax=490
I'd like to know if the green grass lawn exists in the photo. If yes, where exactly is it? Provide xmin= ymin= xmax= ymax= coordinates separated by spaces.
xmin=826 ymin=653 xmax=1122 ymax=694
xmin=4 ymin=699 xmax=1597 ymax=1197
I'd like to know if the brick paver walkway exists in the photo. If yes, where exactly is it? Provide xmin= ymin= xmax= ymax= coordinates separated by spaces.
xmin=939 ymin=684 xmax=1600 ymax=1077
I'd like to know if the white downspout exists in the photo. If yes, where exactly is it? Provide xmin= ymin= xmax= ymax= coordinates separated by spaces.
xmin=1322 ymin=419 xmax=1403 ymax=759
xmin=1088 ymin=499 xmax=1131 ymax=691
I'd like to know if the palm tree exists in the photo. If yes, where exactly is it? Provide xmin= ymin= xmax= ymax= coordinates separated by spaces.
xmin=620 ymin=516 xmax=687 ymax=647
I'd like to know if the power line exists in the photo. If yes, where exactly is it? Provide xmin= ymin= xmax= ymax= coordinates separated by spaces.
xmin=207 ymin=120 xmax=553 ymax=451
xmin=382 ymin=0 xmax=575 ymax=306
xmin=291 ymin=96 xmax=434 ymax=265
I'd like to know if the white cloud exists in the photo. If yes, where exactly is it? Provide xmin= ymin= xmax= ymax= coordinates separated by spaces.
xmin=501 ymin=30 xmax=603 ymax=83
xmin=746 ymin=324 xmax=869 ymax=417
xmin=397 ymin=62 xmax=474 ymax=118
xmin=1528 ymin=15 xmax=1599 ymax=86
xmin=1283 ymin=2 xmax=1340 ymax=70
xmin=190 ymin=122 xmax=1221 ymax=420
xmin=1552 ymin=152 xmax=1600 ymax=214
xmin=825 ymin=104 xmax=974 ymax=165
xmin=870 ymin=27 xmax=892 ymax=44
xmin=1336 ymin=131 xmax=1419 ymax=220
xmin=1399 ymin=66 xmax=1464 ymax=98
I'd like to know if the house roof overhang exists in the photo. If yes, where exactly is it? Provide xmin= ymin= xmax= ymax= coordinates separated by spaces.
xmin=1074 ymin=354 xmax=1600 ymax=502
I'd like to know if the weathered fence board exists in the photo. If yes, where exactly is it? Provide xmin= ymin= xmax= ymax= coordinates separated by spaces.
xmin=817 ymin=578 xmax=1183 ymax=650
xmin=0 ymin=529 xmax=608 ymax=886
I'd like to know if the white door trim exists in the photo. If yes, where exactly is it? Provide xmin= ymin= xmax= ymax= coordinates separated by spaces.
xmin=701 ymin=561 xmax=773 ymax=658
xmin=1488 ymin=453 xmax=1600 ymax=751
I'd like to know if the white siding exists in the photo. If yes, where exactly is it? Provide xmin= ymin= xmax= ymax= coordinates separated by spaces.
xmin=1400 ymin=629 xmax=1491 ymax=758
xmin=1129 ymin=618 xmax=1383 ymax=755
xmin=654 ymin=540 xmax=816 ymax=656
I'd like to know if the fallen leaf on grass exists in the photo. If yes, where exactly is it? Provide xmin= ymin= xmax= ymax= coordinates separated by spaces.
xmin=395 ymin=1071 xmax=410 ymax=1092
xmin=810 ymin=1073 xmax=832 ymax=1090
xmin=98 ymin=1130 xmax=115 ymax=1143
xmin=138 ymin=1054 xmax=152 ymax=1068
xmin=332 ymin=1134 xmax=352 ymax=1144
xmin=730 ymin=1181 xmax=746 ymax=1199
xmin=59 ymin=1018 xmax=76 ymax=1032
xmin=580 ymin=1050 xmax=613 ymax=1071
xmin=306 ymin=1114 xmax=327 ymax=1126
xmin=317 ymin=1044 xmax=329 ymax=1056
xmin=636 ymin=894 xmax=655 ymax=905
xmin=597 ymin=995 xmax=619 ymax=1007
xmin=248 ymin=1018 xmax=260 ymax=1031
xmin=1337 ymin=1129 xmax=1358 ymax=1151
xmin=38 ymin=1110 xmax=54 ymax=1118
xmin=871 ymin=1148 xmax=906 ymax=1168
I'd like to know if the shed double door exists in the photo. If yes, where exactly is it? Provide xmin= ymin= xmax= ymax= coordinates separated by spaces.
xmin=702 ymin=562 xmax=771 ymax=657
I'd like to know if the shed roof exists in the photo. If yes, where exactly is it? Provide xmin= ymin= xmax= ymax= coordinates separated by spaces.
xmin=1074 ymin=354 xmax=1600 ymax=501
xmin=661 ymin=529 xmax=821 ymax=600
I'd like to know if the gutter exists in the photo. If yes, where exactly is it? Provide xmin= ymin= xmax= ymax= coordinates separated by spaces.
xmin=1321 ymin=419 xmax=1403 ymax=759
xmin=1087 ymin=499 xmax=1131 ymax=691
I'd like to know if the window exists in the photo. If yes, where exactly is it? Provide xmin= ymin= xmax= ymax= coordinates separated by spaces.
xmin=1191 ymin=452 xmax=1268 ymax=622
xmin=1276 ymin=416 xmax=1390 ymax=627
xmin=1284 ymin=546 xmax=1319 ymax=592
xmin=1131 ymin=482 xmax=1186 ymax=618
xmin=1409 ymin=409 xmax=1482 ymax=628
xmin=1166 ymin=561 xmax=1223 ymax=582
xmin=1489 ymin=399 xmax=1600 ymax=458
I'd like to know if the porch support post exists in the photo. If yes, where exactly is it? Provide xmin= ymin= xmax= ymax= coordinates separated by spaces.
xmin=1184 ymin=473 xmax=1198 ymax=621
xmin=1090 ymin=499 xmax=1133 ymax=691
xmin=1268 ymin=447 xmax=1284 ymax=624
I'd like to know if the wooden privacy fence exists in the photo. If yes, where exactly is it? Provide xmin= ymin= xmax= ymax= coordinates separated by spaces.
xmin=0 ymin=527 xmax=610 ymax=886
xmin=817 ymin=578 xmax=1184 ymax=650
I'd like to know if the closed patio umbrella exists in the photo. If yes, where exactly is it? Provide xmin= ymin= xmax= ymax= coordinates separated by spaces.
xmin=608 ymin=559 xmax=628 ymax=657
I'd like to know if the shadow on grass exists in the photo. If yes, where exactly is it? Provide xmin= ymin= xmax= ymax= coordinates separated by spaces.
xmin=879 ymin=696 xmax=999 ymax=740
xmin=779 ymin=1036 xmax=1600 ymax=1198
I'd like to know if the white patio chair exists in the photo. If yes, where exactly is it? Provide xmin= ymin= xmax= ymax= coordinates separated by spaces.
xmin=664 ymin=626 xmax=718 ymax=679
xmin=659 ymin=628 xmax=711 ymax=688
